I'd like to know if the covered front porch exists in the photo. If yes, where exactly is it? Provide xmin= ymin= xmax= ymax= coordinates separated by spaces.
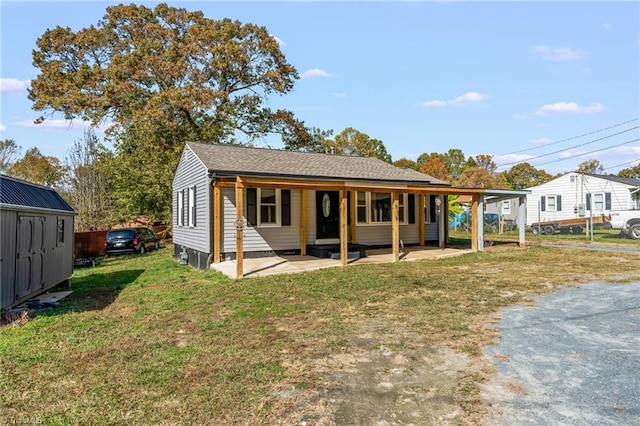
xmin=211 ymin=245 xmax=473 ymax=278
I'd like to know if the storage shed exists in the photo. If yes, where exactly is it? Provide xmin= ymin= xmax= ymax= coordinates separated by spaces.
xmin=1 ymin=174 xmax=76 ymax=311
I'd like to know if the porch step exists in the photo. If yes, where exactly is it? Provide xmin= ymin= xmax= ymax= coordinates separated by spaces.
xmin=307 ymin=243 xmax=368 ymax=259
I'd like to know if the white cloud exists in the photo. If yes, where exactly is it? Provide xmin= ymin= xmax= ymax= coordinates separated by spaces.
xmin=271 ymin=35 xmax=286 ymax=47
xmin=0 ymin=124 xmax=6 ymax=132
xmin=301 ymin=68 xmax=331 ymax=79
xmin=14 ymin=118 xmax=112 ymax=131
xmin=330 ymin=92 xmax=346 ymax=98
xmin=419 ymin=91 xmax=487 ymax=108
xmin=0 ymin=78 xmax=30 ymax=93
xmin=530 ymin=137 xmax=552 ymax=145
xmin=535 ymin=102 xmax=606 ymax=116
xmin=420 ymin=100 xmax=447 ymax=107
xmin=495 ymin=153 xmax=536 ymax=167
xmin=450 ymin=91 xmax=487 ymax=106
xmin=531 ymin=45 xmax=586 ymax=61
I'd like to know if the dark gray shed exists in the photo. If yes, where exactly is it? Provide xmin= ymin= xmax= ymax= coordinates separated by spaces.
xmin=1 ymin=174 xmax=76 ymax=311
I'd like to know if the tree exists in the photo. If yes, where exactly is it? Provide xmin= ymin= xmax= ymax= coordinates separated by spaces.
xmin=65 ymin=129 xmax=114 ymax=231
xmin=455 ymin=166 xmax=508 ymax=189
xmin=419 ymin=156 xmax=449 ymax=181
xmin=325 ymin=127 xmax=392 ymax=162
xmin=28 ymin=3 xmax=307 ymax=221
xmin=576 ymin=159 xmax=604 ymax=174
xmin=0 ymin=139 xmax=21 ymax=173
xmin=442 ymin=149 xmax=468 ymax=180
xmin=393 ymin=158 xmax=418 ymax=170
xmin=503 ymin=162 xmax=553 ymax=189
xmin=9 ymin=147 xmax=67 ymax=188
xmin=618 ymin=163 xmax=640 ymax=179
xmin=284 ymin=127 xmax=333 ymax=153
xmin=474 ymin=154 xmax=497 ymax=172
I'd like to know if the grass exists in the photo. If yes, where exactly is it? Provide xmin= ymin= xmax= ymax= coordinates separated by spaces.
xmin=451 ymin=227 xmax=638 ymax=246
xmin=1 ymin=244 xmax=639 ymax=424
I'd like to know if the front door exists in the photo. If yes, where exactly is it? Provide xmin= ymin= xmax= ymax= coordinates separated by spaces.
xmin=316 ymin=191 xmax=340 ymax=239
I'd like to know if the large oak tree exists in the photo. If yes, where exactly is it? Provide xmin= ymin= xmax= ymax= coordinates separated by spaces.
xmin=29 ymin=3 xmax=307 ymax=221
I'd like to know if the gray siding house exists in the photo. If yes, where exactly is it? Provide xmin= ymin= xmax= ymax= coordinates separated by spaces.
xmin=1 ymin=175 xmax=76 ymax=311
xmin=172 ymin=143 xmax=459 ymax=272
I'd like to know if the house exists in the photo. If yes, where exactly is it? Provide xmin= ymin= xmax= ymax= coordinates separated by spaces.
xmin=1 ymin=174 xmax=76 ymax=311
xmin=524 ymin=173 xmax=640 ymax=226
xmin=172 ymin=143 xmax=529 ymax=276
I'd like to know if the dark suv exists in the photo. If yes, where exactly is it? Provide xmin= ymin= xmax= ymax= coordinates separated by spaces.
xmin=104 ymin=227 xmax=159 ymax=256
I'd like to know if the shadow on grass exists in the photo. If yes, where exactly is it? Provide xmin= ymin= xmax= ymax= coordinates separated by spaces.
xmin=56 ymin=269 xmax=145 ymax=313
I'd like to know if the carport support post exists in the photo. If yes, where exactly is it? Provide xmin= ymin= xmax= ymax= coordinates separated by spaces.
xmin=471 ymin=195 xmax=479 ymax=251
xmin=340 ymin=190 xmax=348 ymax=267
xmin=438 ymin=195 xmax=446 ymax=249
xmin=476 ymin=195 xmax=485 ymax=251
xmin=235 ymin=179 xmax=244 ymax=278
xmin=392 ymin=191 xmax=400 ymax=262
xmin=518 ymin=196 xmax=526 ymax=248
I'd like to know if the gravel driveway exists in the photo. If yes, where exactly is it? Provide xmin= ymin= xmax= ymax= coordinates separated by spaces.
xmin=482 ymin=281 xmax=640 ymax=425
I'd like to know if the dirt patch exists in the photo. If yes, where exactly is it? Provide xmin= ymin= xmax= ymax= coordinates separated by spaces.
xmin=280 ymin=321 xmax=469 ymax=425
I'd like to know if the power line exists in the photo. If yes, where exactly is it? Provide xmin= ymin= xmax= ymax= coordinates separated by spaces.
xmin=499 ymin=117 xmax=639 ymax=156
xmin=496 ymin=126 xmax=640 ymax=168
xmin=530 ymin=138 xmax=640 ymax=168
xmin=602 ymin=158 xmax=640 ymax=172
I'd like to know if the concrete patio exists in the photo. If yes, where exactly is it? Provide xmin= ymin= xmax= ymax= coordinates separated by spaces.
xmin=211 ymin=246 xmax=473 ymax=278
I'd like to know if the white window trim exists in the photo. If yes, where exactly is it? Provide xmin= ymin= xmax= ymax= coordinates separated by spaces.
xmin=592 ymin=193 xmax=604 ymax=211
xmin=547 ymin=195 xmax=557 ymax=212
xmin=177 ymin=190 xmax=184 ymax=227
xmin=188 ymin=186 xmax=196 ymax=227
xmin=257 ymin=188 xmax=282 ymax=227
xmin=502 ymin=200 xmax=511 ymax=215
xmin=356 ymin=191 xmax=408 ymax=225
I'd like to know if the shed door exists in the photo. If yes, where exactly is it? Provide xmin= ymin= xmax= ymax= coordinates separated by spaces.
xmin=16 ymin=216 xmax=45 ymax=300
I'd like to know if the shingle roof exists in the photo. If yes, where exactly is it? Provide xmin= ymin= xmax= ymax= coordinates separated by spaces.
xmin=187 ymin=142 xmax=449 ymax=186
xmin=584 ymin=173 xmax=640 ymax=187
xmin=0 ymin=174 xmax=75 ymax=212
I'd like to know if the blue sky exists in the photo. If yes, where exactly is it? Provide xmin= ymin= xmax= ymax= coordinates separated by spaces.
xmin=1 ymin=1 xmax=639 ymax=175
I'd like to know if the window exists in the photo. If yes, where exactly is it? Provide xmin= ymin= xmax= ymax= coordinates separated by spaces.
xmin=246 ymin=188 xmax=291 ymax=227
xmin=259 ymin=188 xmax=279 ymax=225
xmin=593 ymin=193 xmax=604 ymax=211
xmin=177 ymin=191 xmax=184 ymax=226
xmin=424 ymin=195 xmax=437 ymax=223
xmin=586 ymin=192 xmax=611 ymax=211
xmin=502 ymin=200 xmax=511 ymax=215
xmin=57 ymin=218 xmax=64 ymax=245
xmin=356 ymin=192 xmax=407 ymax=224
xmin=541 ymin=195 xmax=561 ymax=212
xmin=188 ymin=186 xmax=196 ymax=227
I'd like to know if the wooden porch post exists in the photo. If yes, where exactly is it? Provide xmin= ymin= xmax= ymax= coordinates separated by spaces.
xmin=471 ymin=195 xmax=479 ymax=251
xmin=213 ymin=185 xmax=221 ymax=263
xmin=349 ymin=191 xmax=357 ymax=244
xmin=418 ymin=194 xmax=425 ymax=246
xmin=392 ymin=191 xmax=400 ymax=262
xmin=235 ymin=178 xmax=244 ymax=278
xmin=340 ymin=190 xmax=348 ymax=267
xmin=300 ymin=190 xmax=307 ymax=255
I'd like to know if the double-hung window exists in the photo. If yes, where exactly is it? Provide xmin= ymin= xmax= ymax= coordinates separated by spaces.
xmin=540 ymin=195 xmax=561 ymax=212
xmin=188 ymin=186 xmax=196 ymax=227
xmin=259 ymin=188 xmax=280 ymax=226
xmin=356 ymin=192 xmax=407 ymax=224
xmin=246 ymin=188 xmax=291 ymax=227
xmin=177 ymin=190 xmax=185 ymax=226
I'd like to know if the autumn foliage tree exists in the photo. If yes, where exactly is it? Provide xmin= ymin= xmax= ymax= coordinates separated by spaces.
xmin=0 ymin=139 xmax=21 ymax=174
xmin=28 ymin=3 xmax=308 ymax=221
xmin=419 ymin=156 xmax=449 ymax=181
xmin=9 ymin=147 xmax=68 ymax=188
xmin=618 ymin=163 xmax=640 ymax=179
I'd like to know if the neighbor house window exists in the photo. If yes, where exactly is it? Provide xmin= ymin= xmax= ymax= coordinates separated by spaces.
xmin=356 ymin=192 xmax=407 ymax=224
xmin=246 ymin=188 xmax=291 ymax=227
xmin=177 ymin=191 xmax=184 ymax=226
xmin=57 ymin=218 xmax=64 ymax=245
xmin=188 ymin=186 xmax=196 ymax=227
xmin=541 ymin=195 xmax=561 ymax=212
xmin=502 ymin=200 xmax=511 ymax=215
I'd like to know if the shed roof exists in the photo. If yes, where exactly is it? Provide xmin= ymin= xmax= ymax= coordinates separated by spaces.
xmin=187 ymin=142 xmax=449 ymax=186
xmin=0 ymin=174 xmax=75 ymax=213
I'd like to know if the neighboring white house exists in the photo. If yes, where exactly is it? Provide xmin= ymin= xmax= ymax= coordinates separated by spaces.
xmin=524 ymin=173 xmax=640 ymax=226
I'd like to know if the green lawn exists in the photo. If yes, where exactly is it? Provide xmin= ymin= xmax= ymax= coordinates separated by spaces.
xmin=451 ymin=227 xmax=638 ymax=246
xmin=2 ymin=245 xmax=639 ymax=424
